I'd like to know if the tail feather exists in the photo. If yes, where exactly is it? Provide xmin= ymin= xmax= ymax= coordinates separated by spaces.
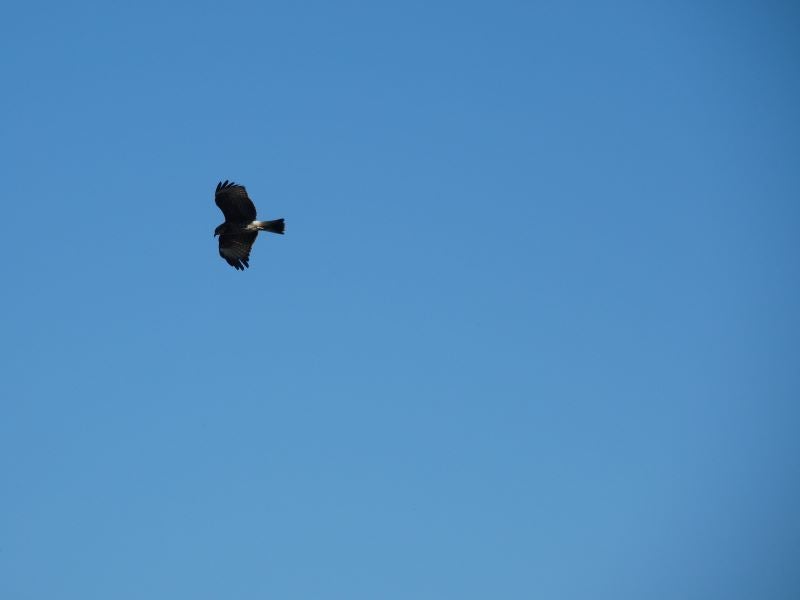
xmin=256 ymin=219 xmax=285 ymax=234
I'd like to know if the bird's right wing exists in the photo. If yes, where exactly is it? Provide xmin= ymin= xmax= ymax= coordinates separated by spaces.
xmin=218 ymin=231 xmax=258 ymax=270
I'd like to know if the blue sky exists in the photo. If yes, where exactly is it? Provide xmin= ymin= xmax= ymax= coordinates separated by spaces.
xmin=1 ymin=1 xmax=798 ymax=598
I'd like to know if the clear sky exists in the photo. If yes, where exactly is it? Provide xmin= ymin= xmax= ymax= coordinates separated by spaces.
xmin=1 ymin=1 xmax=798 ymax=598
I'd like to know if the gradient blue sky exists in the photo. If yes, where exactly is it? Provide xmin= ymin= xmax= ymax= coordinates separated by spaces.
xmin=1 ymin=1 xmax=799 ymax=598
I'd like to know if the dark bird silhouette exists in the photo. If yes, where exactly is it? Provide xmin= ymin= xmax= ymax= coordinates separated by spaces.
xmin=213 ymin=180 xmax=284 ymax=270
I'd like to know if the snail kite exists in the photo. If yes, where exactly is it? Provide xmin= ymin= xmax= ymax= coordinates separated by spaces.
xmin=213 ymin=180 xmax=285 ymax=270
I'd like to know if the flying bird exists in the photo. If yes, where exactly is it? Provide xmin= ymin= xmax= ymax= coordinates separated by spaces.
xmin=213 ymin=180 xmax=285 ymax=270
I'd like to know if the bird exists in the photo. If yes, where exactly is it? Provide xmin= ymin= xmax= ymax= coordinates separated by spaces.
xmin=213 ymin=180 xmax=285 ymax=270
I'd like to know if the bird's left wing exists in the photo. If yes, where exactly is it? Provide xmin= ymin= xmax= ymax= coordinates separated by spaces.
xmin=218 ymin=231 xmax=258 ymax=270
xmin=215 ymin=180 xmax=257 ymax=222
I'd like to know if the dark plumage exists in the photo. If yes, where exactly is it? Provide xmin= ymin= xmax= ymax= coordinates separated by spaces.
xmin=213 ymin=180 xmax=284 ymax=270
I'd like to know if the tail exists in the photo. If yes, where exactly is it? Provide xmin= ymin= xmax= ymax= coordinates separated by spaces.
xmin=256 ymin=219 xmax=285 ymax=234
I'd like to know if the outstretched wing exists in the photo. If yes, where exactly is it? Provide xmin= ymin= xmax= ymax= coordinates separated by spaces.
xmin=219 ymin=231 xmax=258 ymax=270
xmin=215 ymin=180 xmax=256 ymax=222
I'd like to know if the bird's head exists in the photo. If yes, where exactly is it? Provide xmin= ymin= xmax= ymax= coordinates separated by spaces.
xmin=213 ymin=224 xmax=225 ymax=237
